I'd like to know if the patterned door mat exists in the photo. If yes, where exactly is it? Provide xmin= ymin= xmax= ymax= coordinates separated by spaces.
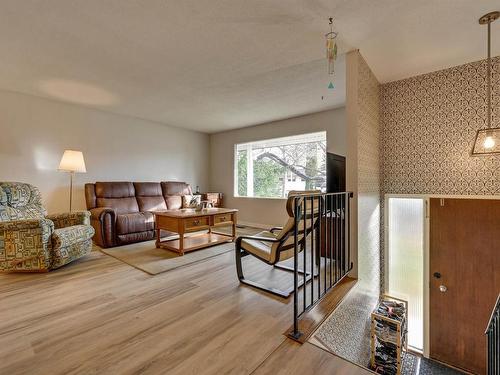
xmin=374 ymin=352 xmax=465 ymax=375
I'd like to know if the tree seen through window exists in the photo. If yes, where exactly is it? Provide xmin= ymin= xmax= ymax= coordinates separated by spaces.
xmin=235 ymin=132 xmax=326 ymax=198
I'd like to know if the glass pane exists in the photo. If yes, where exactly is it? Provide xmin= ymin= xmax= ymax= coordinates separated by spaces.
xmin=252 ymin=147 xmax=285 ymax=197
xmin=234 ymin=131 xmax=326 ymax=198
xmin=237 ymin=150 xmax=247 ymax=197
xmin=387 ymin=197 xmax=424 ymax=351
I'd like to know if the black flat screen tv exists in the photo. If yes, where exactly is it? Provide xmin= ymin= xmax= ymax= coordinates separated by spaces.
xmin=326 ymin=153 xmax=346 ymax=193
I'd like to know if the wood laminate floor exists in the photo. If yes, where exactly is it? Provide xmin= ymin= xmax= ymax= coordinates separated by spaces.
xmin=254 ymin=340 xmax=372 ymax=374
xmin=0 ymin=248 xmax=370 ymax=375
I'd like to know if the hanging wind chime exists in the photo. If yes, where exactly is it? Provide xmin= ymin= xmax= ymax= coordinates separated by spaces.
xmin=471 ymin=11 xmax=500 ymax=155
xmin=326 ymin=17 xmax=338 ymax=89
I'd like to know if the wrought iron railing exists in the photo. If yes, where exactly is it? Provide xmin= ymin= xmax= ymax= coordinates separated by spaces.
xmin=289 ymin=191 xmax=353 ymax=340
xmin=486 ymin=294 xmax=500 ymax=375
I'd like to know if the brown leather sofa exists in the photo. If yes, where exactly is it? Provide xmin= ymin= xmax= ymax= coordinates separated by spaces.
xmin=85 ymin=181 xmax=192 ymax=248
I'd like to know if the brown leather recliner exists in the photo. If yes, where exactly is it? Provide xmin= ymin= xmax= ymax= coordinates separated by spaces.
xmin=85 ymin=181 xmax=192 ymax=248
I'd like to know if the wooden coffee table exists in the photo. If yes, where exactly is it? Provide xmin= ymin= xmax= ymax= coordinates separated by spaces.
xmin=154 ymin=208 xmax=238 ymax=255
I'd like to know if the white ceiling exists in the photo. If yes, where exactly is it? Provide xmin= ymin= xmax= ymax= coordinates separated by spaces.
xmin=0 ymin=0 xmax=498 ymax=133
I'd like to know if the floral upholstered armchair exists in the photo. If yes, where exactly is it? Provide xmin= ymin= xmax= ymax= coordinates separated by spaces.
xmin=0 ymin=182 xmax=95 ymax=272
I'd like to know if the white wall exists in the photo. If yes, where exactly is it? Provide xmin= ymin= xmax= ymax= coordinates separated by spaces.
xmin=209 ymin=108 xmax=346 ymax=227
xmin=0 ymin=90 xmax=209 ymax=214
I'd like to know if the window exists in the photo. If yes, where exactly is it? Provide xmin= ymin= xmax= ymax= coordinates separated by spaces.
xmin=234 ymin=132 xmax=326 ymax=198
xmin=386 ymin=197 xmax=425 ymax=351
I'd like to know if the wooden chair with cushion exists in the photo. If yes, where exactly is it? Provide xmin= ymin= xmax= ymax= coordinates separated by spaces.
xmin=235 ymin=191 xmax=322 ymax=298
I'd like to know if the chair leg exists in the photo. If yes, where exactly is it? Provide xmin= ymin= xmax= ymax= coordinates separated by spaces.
xmin=235 ymin=241 xmax=312 ymax=298
xmin=273 ymin=263 xmax=305 ymax=273
xmin=273 ymin=242 xmax=319 ymax=276
xmin=235 ymin=242 xmax=246 ymax=280
xmin=273 ymin=263 xmax=319 ymax=278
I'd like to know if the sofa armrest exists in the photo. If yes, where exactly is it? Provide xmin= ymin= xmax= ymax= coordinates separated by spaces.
xmin=90 ymin=207 xmax=115 ymax=220
xmin=89 ymin=207 xmax=116 ymax=248
xmin=0 ymin=218 xmax=54 ymax=271
xmin=46 ymin=211 xmax=91 ymax=229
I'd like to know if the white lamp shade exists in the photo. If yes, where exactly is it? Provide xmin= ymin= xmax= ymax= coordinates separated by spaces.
xmin=58 ymin=150 xmax=87 ymax=173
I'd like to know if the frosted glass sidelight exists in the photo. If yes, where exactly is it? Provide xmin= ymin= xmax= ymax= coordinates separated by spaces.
xmin=387 ymin=197 xmax=424 ymax=351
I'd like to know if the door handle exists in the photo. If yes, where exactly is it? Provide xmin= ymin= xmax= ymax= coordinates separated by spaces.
xmin=439 ymin=285 xmax=447 ymax=293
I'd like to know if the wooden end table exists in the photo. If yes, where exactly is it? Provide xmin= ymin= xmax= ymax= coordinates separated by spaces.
xmin=154 ymin=208 xmax=238 ymax=255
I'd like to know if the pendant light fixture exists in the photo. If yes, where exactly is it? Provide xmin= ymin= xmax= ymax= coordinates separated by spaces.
xmin=325 ymin=17 xmax=338 ymax=76
xmin=471 ymin=11 xmax=500 ymax=156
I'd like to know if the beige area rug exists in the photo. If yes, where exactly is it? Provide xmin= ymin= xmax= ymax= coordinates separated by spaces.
xmin=98 ymin=226 xmax=262 ymax=275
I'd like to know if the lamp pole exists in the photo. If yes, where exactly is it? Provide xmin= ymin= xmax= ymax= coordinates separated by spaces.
xmin=479 ymin=11 xmax=499 ymax=133
xmin=69 ymin=171 xmax=74 ymax=212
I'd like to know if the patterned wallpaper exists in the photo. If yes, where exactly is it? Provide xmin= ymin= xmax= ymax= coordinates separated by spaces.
xmin=381 ymin=57 xmax=500 ymax=196
xmin=357 ymin=53 xmax=381 ymax=294
xmin=379 ymin=56 xmax=500 ymax=292
xmin=324 ymin=53 xmax=381 ymax=367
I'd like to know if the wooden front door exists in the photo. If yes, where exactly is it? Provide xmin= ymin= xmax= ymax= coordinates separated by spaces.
xmin=429 ymin=198 xmax=500 ymax=374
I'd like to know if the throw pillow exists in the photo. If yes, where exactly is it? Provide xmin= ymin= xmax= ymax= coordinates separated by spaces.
xmin=182 ymin=195 xmax=201 ymax=208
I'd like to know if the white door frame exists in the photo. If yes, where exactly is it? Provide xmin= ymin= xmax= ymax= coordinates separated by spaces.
xmin=384 ymin=193 xmax=500 ymax=358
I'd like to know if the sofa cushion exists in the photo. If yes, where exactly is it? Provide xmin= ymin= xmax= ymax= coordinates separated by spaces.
xmin=85 ymin=183 xmax=97 ymax=209
xmin=0 ymin=182 xmax=46 ymax=221
xmin=95 ymin=182 xmax=139 ymax=215
xmin=0 ymin=186 xmax=8 ymax=206
xmin=96 ymin=197 xmax=139 ymax=215
xmin=52 ymin=225 xmax=95 ymax=249
xmin=137 ymin=196 xmax=167 ymax=212
xmin=116 ymin=212 xmax=154 ymax=235
xmin=95 ymin=182 xmax=135 ymax=198
xmin=117 ymin=231 xmax=155 ymax=244
xmin=134 ymin=182 xmax=162 ymax=196
xmin=134 ymin=182 xmax=167 ymax=212
xmin=1 ymin=182 xmax=36 ymax=208
xmin=161 ymin=181 xmax=192 ymax=196
xmin=165 ymin=195 xmax=182 ymax=210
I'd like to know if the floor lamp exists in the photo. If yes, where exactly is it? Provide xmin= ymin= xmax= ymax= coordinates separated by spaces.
xmin=58 ymin=150 xmax=87 ymax=212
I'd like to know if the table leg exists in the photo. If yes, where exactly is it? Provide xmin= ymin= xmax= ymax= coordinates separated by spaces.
xmin=155 ymin=226 xmax=160 ymax=248
xmin=179 ymin=228 xmax=185 ymax=256
xmin=232 ymin=213 xmax=237 ymax=241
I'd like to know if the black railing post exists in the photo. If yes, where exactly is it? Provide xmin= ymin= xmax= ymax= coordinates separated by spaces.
xmin=316 ymin=195 xmax=321 ymax=299
xmin=348 ymin=192 xmax=353 ymax=270
xmin=340 ymin=194 xmax=344 ymax=275
xmin=292 ymin=196 xmax=300 ymax=339
xmin=334 ymin=194 xmax=338 ymax=282
xmin=328 ymin=194 xmax=333 ymax=288
xmin=310 ymin=196 xmax=314 ymax=305
xmin=321 ymin=196 xmax=326 ymax=297
xmin=288 ymin=191 xmax=354 ymax=342
xmin=341 ymin=193 xmax=345 ymax=275
xmin=303 ymin=197 xmax=307 ymax=312
xmin=486 ymin=294 xmax=500 ymax=375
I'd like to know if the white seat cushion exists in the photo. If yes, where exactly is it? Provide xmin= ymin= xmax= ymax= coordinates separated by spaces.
xmin=240 ymin=230 xmax=277 ymax=262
